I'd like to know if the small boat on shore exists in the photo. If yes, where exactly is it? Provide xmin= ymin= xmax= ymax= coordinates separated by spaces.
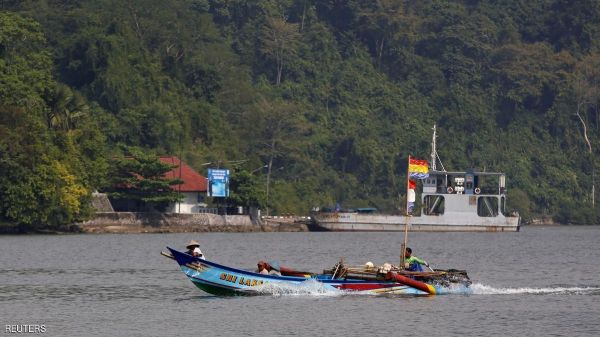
xmin=163 ymin=248 xmax=471 ymax=296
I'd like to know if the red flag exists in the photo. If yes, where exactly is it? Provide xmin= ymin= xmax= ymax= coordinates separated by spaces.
xmin=408 ymin=179 xmax=416 ymax=189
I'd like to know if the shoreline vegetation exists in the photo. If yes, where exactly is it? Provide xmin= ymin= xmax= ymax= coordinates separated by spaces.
xmin=2 ymin=2 xmax=600 ymax=229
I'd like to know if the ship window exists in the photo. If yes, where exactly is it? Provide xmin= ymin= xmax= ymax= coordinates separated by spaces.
xmin=477 ymin=197 xmax=498 ymax=217
xmin=424 ymin=195 xmax=444 ymax=215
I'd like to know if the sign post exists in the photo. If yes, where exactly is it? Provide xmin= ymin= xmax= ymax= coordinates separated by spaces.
xmin=207 ymin=169 xmax=230 ymax=198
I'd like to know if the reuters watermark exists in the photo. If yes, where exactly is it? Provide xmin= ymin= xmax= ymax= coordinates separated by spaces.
xmin=5 ymin=325 xmax=46 ymax=334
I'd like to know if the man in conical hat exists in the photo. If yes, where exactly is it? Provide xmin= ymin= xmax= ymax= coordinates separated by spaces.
xmin=185 ymin=240 xmax=206 ymax=260
xmin=186 ymin=239 xmax=200 ymax=250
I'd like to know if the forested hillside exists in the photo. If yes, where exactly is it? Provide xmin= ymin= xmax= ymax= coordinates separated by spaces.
xmin=1 ymin=0 xmax=599 ymax=229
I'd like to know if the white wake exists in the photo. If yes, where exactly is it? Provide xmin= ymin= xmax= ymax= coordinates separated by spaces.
xmin=252 ymin=279 xmax=343 ymax=297
xmin=470 ymin=283 xmax=600 ymax=295
xmin=246 ymin=280 xmax=600 ymax=297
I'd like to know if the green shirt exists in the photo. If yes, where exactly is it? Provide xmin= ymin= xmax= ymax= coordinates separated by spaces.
xmin=405 ymin=255 xmax=426 ymax=265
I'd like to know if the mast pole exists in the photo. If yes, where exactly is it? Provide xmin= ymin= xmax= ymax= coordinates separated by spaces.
xmin=402 ymin=154 xmax=411 ymax=269
xmin=431 ymin=124 xmax=437 ymax=171
xmin=406 ymin=154 xmax=411 ymax=217
xmin=178 ymin=156 xmax=182 ymax=213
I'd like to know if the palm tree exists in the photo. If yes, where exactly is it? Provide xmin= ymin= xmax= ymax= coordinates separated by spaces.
xmin=46 ymin=84 xmax=89 ymax=131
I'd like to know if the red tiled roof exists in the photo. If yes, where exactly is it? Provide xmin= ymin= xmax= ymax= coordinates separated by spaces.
xmin=159 ymin=156 xmax=208 ymax=192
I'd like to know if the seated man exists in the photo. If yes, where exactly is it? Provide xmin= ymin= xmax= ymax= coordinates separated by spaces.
xmin=256 ymin=261 xmax=269 ymax=275
xmin=185 ymin=240 xmax=206 ymax=260
xmin=255 ymin=261 xmax=281 ymax=276
xmin=404 ymin=247 xmax=429 ymax=272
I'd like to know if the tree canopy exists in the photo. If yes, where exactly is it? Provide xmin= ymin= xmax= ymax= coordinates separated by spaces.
xmin=1 ymin=0 xmax=600 ymax=227
xmin=107 ymin=148 xmax=183 ymax=212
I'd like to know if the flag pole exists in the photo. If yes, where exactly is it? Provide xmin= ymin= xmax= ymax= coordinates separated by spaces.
xmin=401 ymin=154 xmax=411 ymax=269
xmin=406 ymin=154 xmax=411 ymax=217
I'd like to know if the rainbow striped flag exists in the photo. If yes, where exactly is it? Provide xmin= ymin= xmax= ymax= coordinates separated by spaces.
xmin=409 ymin=158 xmax=429 ymax=179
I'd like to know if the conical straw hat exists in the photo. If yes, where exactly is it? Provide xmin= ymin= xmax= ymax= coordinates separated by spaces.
xmin=186 ymin=240 xmax=200 ymax=249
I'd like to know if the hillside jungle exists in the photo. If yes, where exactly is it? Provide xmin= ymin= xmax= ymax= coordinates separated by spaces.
xmin=1 ymin=0 xmax=599 ymax=230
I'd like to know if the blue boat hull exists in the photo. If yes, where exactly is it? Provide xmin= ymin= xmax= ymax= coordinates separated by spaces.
xmin=167 ymin=248 xmax=439 ymax=296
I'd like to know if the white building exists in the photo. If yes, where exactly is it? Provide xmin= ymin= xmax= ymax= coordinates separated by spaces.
xmin=159 ymin=156 xmax=209 ymax=214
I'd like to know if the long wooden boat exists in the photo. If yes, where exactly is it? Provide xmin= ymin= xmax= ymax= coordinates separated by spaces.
xmin=164 ymin=248 xmax=471 ymax=296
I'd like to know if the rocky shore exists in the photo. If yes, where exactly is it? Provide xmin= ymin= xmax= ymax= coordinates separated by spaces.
xmin=79 ymin=212 xmax=311 ymax=233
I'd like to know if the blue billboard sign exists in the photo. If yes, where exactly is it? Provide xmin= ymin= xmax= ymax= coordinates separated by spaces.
xmin=207 ymin=169 xmax=230 ymax=197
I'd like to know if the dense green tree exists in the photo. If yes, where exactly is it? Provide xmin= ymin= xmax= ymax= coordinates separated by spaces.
xmin=0 ymin=11 xmax=53 ymax=105
xmin=45 ymin=84 xmax=89 ymax=131
xmin=261 ymin=15 xmax=301 ymax=85
xmin=2 ymin=0 xmax=600 ymax=226
xmin=107 ymin=148 xmax=183 ymax=212
xmin=227 ymin=170 xmax=266 ymax=209
xmin=0 ymin=12 xmax=98 ymax=230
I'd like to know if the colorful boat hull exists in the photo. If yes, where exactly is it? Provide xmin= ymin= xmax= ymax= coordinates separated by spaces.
xmin=167 ymin=248 xmax=438 ymax=296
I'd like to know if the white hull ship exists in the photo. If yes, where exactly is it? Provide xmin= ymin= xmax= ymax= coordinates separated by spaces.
xmin=312 ymin=127 xmax=521 ymax=232
xmin=312 ymin=170 xmax=520 ymax=232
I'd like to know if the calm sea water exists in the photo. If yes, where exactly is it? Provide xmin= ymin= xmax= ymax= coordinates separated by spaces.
xmin=1 ymin=226 xmax=600 ymax=337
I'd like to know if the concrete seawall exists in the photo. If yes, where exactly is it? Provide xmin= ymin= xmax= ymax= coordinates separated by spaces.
xmin=80 ymin=212 xmax=310 ymax=233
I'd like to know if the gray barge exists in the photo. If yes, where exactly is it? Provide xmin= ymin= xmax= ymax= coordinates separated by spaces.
xmin=312 ymin=125 xmax=520 ymax=232
xmin=312 ymin=169 xmax=520 ymax=232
